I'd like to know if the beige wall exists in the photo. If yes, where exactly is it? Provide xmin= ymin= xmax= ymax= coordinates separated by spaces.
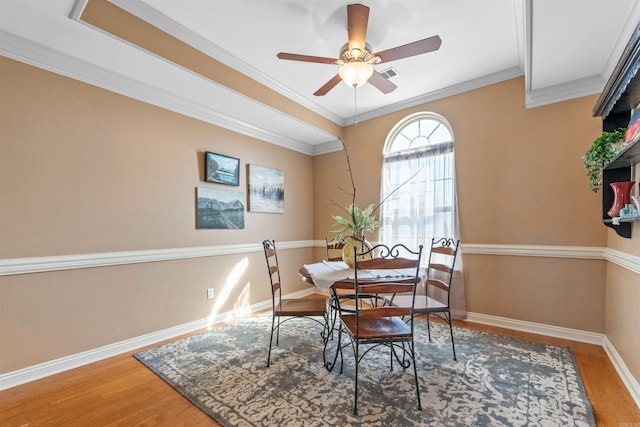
xmin=314 ymin=77 xmax=610 ymax=329
xmin=313 ymin=76 xmax=639 ymax=384
xmin=0 ymin=57 xmax=315 ymax=372
xmin=1 ymin=54 xmax=638 ymax=387
xmin=605 ymin=163 xmax=640 ymax=383
xmin=316 ymin=77 xmax=607 ymax=246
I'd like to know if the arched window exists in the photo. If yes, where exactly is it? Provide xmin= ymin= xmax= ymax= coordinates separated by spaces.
xmin=380 ymin=111 xmax=465 ymax=319
xmin=380 ymin=112 xmax=457 ymax=247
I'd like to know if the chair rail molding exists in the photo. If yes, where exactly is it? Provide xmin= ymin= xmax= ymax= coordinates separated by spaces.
xmin=0 ymin=241 xmax=314 ymax=276
xmin=459 ymin=243 xmax=605 ymax=259
xmin=3 ymin=242 xmax=638 ymax=277
xmin=604 ymin=248 xmax=640 ymax=275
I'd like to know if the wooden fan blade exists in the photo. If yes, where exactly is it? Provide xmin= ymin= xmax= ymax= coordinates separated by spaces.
xmin=368 ymin=70 xmax=397 ymax=94
xmin=374 ymin=35 xmax=442 ymax=63
xmin=314 ymin=74 xmax=342 ymax=96
xmin=277 ymin=52 xmax=336 ymax=64
xmin=347 ymin=3 xmax=369 ymax=52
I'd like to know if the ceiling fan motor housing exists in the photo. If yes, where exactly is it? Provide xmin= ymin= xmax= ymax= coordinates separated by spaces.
xmin=335 ymin=42 xmax=379 ymax=65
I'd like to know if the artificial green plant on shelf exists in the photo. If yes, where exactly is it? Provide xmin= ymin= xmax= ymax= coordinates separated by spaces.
xmin=582 ymin=128 xmax=626 ymax=192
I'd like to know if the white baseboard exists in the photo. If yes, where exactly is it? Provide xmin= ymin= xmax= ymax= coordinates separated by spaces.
xmin=602 ymin=336 xmax=640 ymax=409
xmin=466 ymin=311 xmax=640 ymax=410
xmin=465 ymin=312 xmax=605 ymax=345
xmin=0 ymin=288 xmax=314 ymax=391
xmin=2 ymin=296 xmax=638 ymax=412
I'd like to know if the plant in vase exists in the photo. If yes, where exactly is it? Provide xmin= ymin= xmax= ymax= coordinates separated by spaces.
xmin=582 ymin=128 xmax=626 ymax=192
xmin=329 ymin=138 xmax=412 ymax=267
xmin=331 ymin=203 xmax=379 ymax=267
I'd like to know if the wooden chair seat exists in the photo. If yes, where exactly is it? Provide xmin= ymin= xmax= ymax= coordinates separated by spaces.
xmin=276 ymin=297 xmax=327 ymax=317
xmin=392 ymin=294 xmax=448 ymax=312
xmin=341 ymin=315 xmax=411 ymax=340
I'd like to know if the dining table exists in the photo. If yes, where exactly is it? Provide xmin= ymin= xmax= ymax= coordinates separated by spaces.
xmin=299 ymin=260 xmax=421 ymax=290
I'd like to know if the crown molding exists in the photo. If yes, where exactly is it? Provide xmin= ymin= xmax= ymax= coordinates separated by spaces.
xmin=344 ymin=67 xmax=524 ymax=125
xmin=526 ymin=74 xmax=604 ymax=109
xmin=108 ymin=0 xmax=344 ymax=126
xmin=1 ymin=29 xmax=321 ymax=156
xmin=312 ymin=139 xmax=344 ymax=155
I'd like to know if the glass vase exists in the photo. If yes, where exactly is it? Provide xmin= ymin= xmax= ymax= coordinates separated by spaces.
xmin=608 ymin=181 xmax=635 ymax=217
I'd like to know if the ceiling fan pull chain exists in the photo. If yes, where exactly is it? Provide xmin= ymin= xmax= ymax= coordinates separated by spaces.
xmin=354 ymin=85 xmax=359 ymax=125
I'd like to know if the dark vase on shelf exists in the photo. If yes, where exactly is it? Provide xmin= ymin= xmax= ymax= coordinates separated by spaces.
xmin=607 ymin=181 xmax=635 ymax=217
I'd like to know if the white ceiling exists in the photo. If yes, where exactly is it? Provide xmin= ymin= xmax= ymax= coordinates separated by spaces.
xmin=1 ymin=0 xmax=639 ymax=154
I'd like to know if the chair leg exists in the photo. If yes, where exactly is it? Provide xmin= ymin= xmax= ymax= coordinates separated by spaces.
xmin=410 ymin=340 xmax=422 ymax=410
xmin=353 ymin=341 xmax=359 ymax=415
xmin=447 ymin=312 xmax=457 ymax=361
xmin=426 ymin=314 xmax=433 ymax=342
xmin=267 ymin=314 xmax=276 ymax=367
xmin=326 ymin=321 xmax=345 ymax=372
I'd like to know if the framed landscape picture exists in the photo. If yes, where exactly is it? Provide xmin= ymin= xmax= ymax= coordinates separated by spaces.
xmin=196 ymin=187 xmax=244 ymax=229
xmin=248 ymin=164 xmax=284 ymax=213
xmin=205 ymin=151 xmax=240 ymax=186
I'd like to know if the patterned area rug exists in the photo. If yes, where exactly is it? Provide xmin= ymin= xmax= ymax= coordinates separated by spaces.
xmin=134 ymin=315 xmax=595 ymax=426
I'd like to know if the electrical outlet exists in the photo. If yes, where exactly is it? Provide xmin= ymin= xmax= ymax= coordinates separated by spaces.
xmin=207 ymin=288 xmax=214 ymax=299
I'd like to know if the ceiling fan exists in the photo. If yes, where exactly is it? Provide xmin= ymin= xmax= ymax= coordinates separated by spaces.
xmin=277 ymin=3 xmax=441 ymax=96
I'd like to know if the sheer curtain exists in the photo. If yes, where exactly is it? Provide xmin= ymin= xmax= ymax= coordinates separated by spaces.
xmin=379 ymin=142 xmax=466 ymax=319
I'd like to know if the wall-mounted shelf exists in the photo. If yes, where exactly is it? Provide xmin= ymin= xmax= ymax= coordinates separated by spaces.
xmin=593 ymin=22 xmax=640 ymax=238
xmin=603 ymin=216 xmax=640 ymax=224
xmin=605 ymin=138 xmax=640 ymax=169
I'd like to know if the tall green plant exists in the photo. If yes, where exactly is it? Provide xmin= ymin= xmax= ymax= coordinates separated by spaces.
xmin=330 ymin=138 xmax=414 ymax=241
xmin=583 ymin=129 xmax=626 ymax=192
xmin=331 ymin=203 xmax=380 ymax=241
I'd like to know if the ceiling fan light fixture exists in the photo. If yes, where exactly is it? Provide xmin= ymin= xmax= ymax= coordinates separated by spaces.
xmin=339 ymin=61 xmax=373 ymax=87
xmin=276 ymin=4 xmax=440 ymax=96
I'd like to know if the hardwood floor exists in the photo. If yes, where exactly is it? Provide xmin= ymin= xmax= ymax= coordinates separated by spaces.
xmin=1 ymin=316 xmax=638 ymax=427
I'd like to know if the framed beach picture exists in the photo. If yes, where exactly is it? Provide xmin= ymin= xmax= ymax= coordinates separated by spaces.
xmin=205 ymin=151 xmax=240 ymax=186
xmin=248 ymin=164 xmax=284 ymax=213
xmin=196 ymin=187 xmax=244 ymax=229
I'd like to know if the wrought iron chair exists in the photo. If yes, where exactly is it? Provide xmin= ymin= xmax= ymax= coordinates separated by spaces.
xmin=325 ymin=236 xmax=346 ymax=261
xmin=391 ymin=237 xmax=460 ymax=360
xmin=332 ymin=242 xmax=423 ymax=415
xmin=263 ymin=239 xmax=328 ymax=367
